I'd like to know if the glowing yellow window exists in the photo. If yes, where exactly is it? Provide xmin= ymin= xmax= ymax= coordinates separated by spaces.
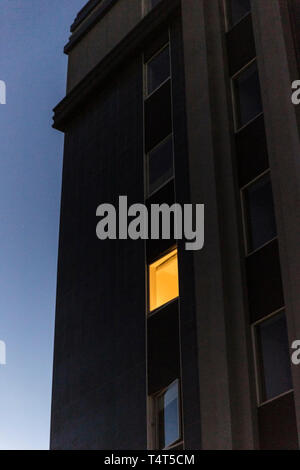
xmin=149 ymin=249 xmax=179 ymax=312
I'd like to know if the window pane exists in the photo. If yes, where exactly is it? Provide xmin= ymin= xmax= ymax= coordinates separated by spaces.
xmin=149 ymin=249 xmax=179 ymax=312
xmin=244 ymin=174 xmax=277 ymax=252
xmin=227 ymin=0 xmax=251 ymax=28
xmin=158 ymin=381 xmax=180 ymax=449
xmin=147 ymin=46 xmax=170 ymax=95
xmin=148 ymin=136 xmax=173 ymax=195
xmin=256 ymin=312 xmax=293 ymax=402
xmin=145 ymin=80 xmax=172 ymax=152
xmin=233 ymin=62 xmax=263 ymax=128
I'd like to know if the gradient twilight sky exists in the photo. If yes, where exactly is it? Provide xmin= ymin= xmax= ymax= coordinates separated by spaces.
xmin=0 ymin=0 xmax=85 ymax=450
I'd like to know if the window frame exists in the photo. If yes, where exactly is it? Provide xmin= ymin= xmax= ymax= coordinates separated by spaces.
xmin=231 ymin=58 xmax=264 ymax=132
xmin=145 ymin=43 xmax=172 ymax=99
xmin=251 ymin=308 xmax=293 ymax=407
xmin=149 ymin=379 xmax=183 ymax=450
xmin=224 ymin=0 xmax=252 ymax=32
xmin=240 ymin=169 xmax=278 ymax=257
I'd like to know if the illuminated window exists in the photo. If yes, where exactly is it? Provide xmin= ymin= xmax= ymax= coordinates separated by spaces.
xmin=149 ymin=249 xmax=179 ymax=312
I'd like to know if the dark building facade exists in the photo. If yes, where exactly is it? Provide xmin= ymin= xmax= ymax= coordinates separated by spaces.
xmin=51 ymin=0 xmax=300 ymax=450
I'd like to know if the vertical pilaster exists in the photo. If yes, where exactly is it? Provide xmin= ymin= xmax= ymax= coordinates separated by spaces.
xmin=252 ymin=0 xmax=300 ymax=446
xmin=180 ymin=0 xmax=257 ymax=449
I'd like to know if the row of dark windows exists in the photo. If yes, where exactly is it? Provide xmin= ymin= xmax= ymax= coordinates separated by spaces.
xmin=144 ymin=42 xmax=174 ymax=196
xmin=225 ymin=0 xmax=295 ymax=445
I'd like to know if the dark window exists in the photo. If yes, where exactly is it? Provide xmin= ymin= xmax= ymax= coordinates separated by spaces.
xmin=156 ymin=380 xmax=180 ymax=449
xmin=147 ymin=299 xmax=180 ymax=396
xmin=144 ymin=31 xmax=169 ymax=63
xmin=147 ymin=46 xmax=170 ymax=95
xmin=226 ymin=11 xmax=256 ymax=76
xmin=255 ymin=312 xmax=293 ymax=403
xmin=145 ymin=80 xmax=172 ymax=152
xmin=146 ymin=180 xmax=176 ymax=262
xmin=258 ymin=392 xmax=298 ymax=450
xmin=243 ymin=173 xmax=277 ymax=253
xmin=226 ymin=0 xmax=251 ymax=29
xmin=246 ymin=240 xmax=284 ymax=323
xmin=151 ymin=0 xmax=162 ymax=8
xmin=148 ymin=135 xmax=173 ymax=195
xmin=233 ymin=61 xmax=263 ymax=129
xmin=236 ymin=114 xmax=269 ymax=188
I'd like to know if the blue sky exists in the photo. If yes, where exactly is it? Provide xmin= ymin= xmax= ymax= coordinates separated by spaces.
xmin=0 ymin=0 xmax=85 ymax=450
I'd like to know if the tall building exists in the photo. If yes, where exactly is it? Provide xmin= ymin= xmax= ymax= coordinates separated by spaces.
xmin=51 ymin=0 xmax=300 ymax=450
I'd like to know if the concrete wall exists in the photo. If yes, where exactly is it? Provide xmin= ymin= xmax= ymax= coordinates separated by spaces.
xmin=51 ymin=56 xmax=147 ymax=450
xmin=66 ymin=0 xmax=144 ymax=91
xmin=181 ymin=0 xmax=257 ymax=449
xmin=252 ymin=0 xmax=300 ymax=447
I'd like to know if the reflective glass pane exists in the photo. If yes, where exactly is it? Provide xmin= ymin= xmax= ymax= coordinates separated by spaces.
xmin=158 ymin=381 xmax=180 ymax=448
xmin=244 ymin=174 xmax=277 ymax=252
xmin=256 ymin=312 xmax=293 ymax=402
xmin=147 ymin=46 xmax=170 ymax=95
xmin=148 ymin=136 xmax=173 ymax=195
xmin=234 ymin=62 xmax=263 ymax=128
xmin=227 ymin=0 xmax=251 ymax=28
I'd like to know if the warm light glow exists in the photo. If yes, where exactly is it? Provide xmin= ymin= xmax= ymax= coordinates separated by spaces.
xmin=149 ymin=249 xmax=179 ymax=312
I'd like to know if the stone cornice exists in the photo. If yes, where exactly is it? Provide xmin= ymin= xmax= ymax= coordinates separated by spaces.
xmin=53 ymin=0 xmax=180 ymax=132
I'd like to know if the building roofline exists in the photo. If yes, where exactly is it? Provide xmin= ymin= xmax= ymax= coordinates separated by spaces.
xmin=65 ymin=0 xmax=118 ymax=54
xmin=70 ymin=0 xmax=103 ymax=32
xmin=53 ymin=0 xmax=180 ymax=132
